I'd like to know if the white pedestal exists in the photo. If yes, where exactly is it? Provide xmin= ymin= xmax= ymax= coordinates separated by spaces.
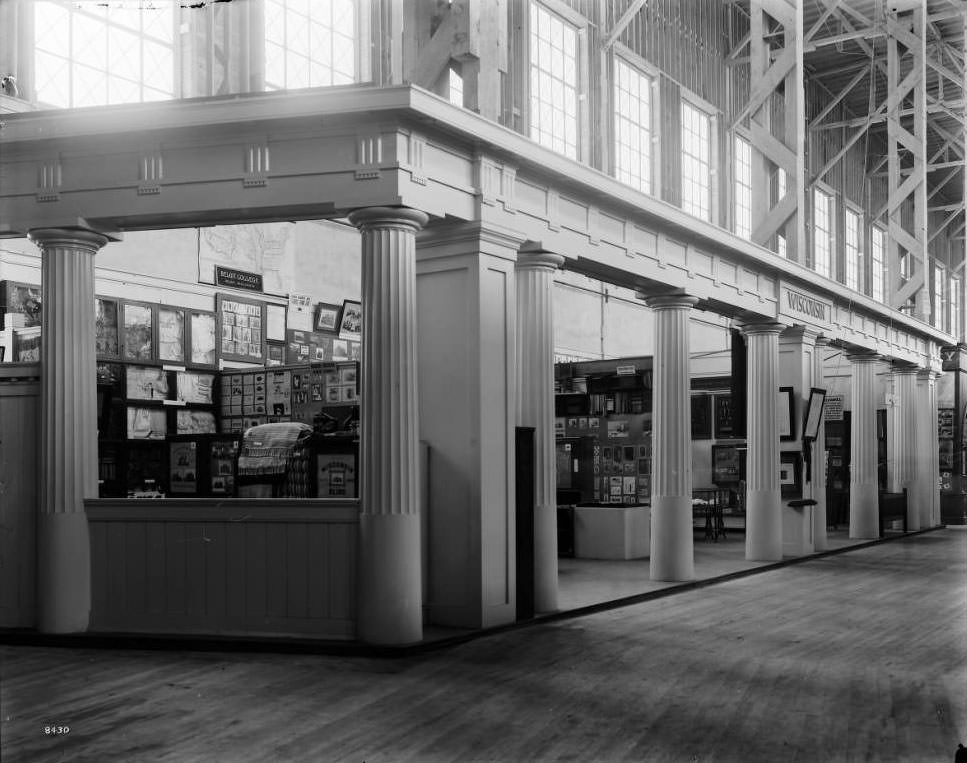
xmin=782 ymin=503 xmax=815 ymax=556
xmin=574 ymin=506 xmax=651 ymax=560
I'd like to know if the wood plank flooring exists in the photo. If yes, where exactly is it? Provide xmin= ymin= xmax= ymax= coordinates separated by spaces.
xmin=2 ymin=530 xmax=965 ymax=762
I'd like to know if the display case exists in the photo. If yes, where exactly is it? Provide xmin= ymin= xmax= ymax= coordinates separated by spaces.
xmin=96 ymin=361 xmax=221 ymax=497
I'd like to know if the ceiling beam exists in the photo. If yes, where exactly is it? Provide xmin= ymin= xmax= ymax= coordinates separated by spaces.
xmin=603 ymin=0 xmax=648 ymax=50
xmin=804 ymin=26 xmax=886 ymax=51
xmin=808 ymin=64 xmax=871 ymax=127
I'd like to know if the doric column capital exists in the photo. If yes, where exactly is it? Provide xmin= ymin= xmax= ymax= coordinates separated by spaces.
xmin=28 ymin=227 xmax=111 ymax=253
xmin=890 ymin=361 xmax=920 ymax=375
xmin=740 ymin=321 xmax=784 ymax=337
xmin=846 ymin=350 xmax=882 ymax=364
xmin=779 ymin=325 xmax=822 ymax=345
xmin=641 ymin=292 xmax=699 ymax=311
xmin=516 ymin=250 xmax=565 ymax=271
xmin=916 ymin=369 xmax=942 ymax=382
xmin=348 ymin=206 xmax=429 ymax=233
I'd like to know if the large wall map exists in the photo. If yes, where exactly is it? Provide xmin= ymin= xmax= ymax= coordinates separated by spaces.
xmin=199 ymin=223 xmax=295 ymax=296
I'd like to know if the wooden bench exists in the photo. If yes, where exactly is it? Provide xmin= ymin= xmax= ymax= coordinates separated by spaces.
xmin=878 ymin=489 xmax=908 ymax=538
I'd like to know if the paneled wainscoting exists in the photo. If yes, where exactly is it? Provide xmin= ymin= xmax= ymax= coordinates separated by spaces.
xmin=85 ymin=500 xmax=358 ymax=640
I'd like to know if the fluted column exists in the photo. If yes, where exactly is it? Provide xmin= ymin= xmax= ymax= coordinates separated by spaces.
xmin=645 ymin=294 xmax=699 ymax=581
xmin=888 ymin=363 xmax=919 ymax=528
xmin=811 ymin=336 xmax=830 ymax=550
xmin=743 ymin=323 xmax=784 ymax=561
xmin=348 ymin=206 xmax=428 ymax=645
xmin=914 ymin=370 xmax=941 ymax=528
xmin=517 ymin=251 xmax=565 ymax=612
xmin=848 ymin=352 xmax=881 ymax=539
xmin=30 ymin=227 xmax=109 ymax=633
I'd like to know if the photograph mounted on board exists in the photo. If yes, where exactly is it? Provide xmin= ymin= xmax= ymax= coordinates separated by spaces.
xmin=338 ymin=300 xmax=362 ymax=342
xmin=315 ymin=302 xmax=342 ymax=333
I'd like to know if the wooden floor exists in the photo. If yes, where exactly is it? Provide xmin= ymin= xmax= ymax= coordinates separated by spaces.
xmin=2 ymin=530 xmax=965 ymax=762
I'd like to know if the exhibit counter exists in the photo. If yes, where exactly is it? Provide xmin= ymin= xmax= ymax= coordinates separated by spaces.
xmin=85 ymin=498 xmax=358 ymax=640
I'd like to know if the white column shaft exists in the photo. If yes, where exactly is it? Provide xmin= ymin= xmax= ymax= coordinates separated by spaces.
xmin=33 ymin=228 xmax=107 ymax=633
xmin=811 ymin=339 xmax=829 ymax=551
xmin=647 ymin=295 xmax=698 ymax=581
xmin=744 ymin=325 xmax=783 ymax=561
xmin=350 ymin=206 xmax=428 ymax=645
xmin=849 ymin=355 xmax=880 ymax=539
xmin=890 ymin=368 xmax=919 ymax=528
xmin=517 ymin=253 xmax=563 ymax=611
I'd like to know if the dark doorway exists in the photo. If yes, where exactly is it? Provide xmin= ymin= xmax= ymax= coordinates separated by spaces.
xmin=515 ymin=427 xmax=535 ymax=621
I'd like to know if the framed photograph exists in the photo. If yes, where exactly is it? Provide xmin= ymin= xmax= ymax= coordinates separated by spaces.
xmin=126 ymin=365 xmax=169 ymax=401
xmin=188 ymin=310 xmax=217 ymax=367
xmin=714 ymin=394 xmax=734 ymax=439
xmin=711 ymin=443 xmax=742 ymax=486
xmin=778 ymin=386 xmax=795 ymax=441
xmin=803 ymin=387 xmax=827 ymax=441
xmin=779 ymin=452 xmax=802 ymax=497
xmin=121 ymin=302 xmax=154 ymax=362
xmin=1 ymin=281 xmax=42 ymax=327
xmin=332 ymin=339 xmax=350 ymax=361
xmin=176 ymin=371 xmax=214 ymax=404
xmin=338 ymin=299 xmax=362 ymax=342
xmin=126 ymin=406 xmax=167 ymax=440
xmin=95 ymin=297 xmax=120 ymax=358
xmin=158 ymin=306 xmax=186 ymax=364
xmin=315 ymin=302 xmax=342 ymax=333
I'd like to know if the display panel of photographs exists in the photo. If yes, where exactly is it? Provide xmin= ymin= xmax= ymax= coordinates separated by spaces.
xmin=216 ymin=293 xmax=266 ymax=364
xmin=338 ymin=299 xmax=362 ymax=342
xmin=95 ymin=297 xmax=120 ymax=359
xmin=121 ymin=301 xmax=155 ymax=362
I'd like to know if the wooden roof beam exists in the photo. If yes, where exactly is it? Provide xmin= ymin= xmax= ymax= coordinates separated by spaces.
xmin=804 ymin=26 xmax=885 ymax=51
xmin=603 ymin=0 xmax=647 ymax=50
xmin=808 ymin=64 xmax=870 ymax=127
xmin=929 ymin=207 xmax=964 ymax=244
xmin=886 ymin=1 xmax=929 ymax=320
xmin=804 ymin=0 xmax=843 ymax=44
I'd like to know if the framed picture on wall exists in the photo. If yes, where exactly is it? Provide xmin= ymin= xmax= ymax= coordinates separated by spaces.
xmin=778 ymin=387 xmax=795 ymax=441
xmin=95 ymin=297 xmax=120 ymax=359
xmin=779 ymin=452 xmax=802 ymax=496
xmin=315 ymin=302 xmax=342 ymax=333
xmin=158 ymin=306 xmax=186 ymax=364
xmin=714 ymin=394 xmax=734 ymax=439
xmin=338 ymin=300 xmax=362 ymax=342
xmin=803 ymin=387 xmax=827 ymax=441
xmin=188 ymin=310 xmax=217 ymax=367
xmin=121 ymin=302 xmax=154 ymax=362
xmin=216 ymin=293 xmax=266 ymax=364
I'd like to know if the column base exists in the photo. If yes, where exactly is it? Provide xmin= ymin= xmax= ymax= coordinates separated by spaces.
xmin=812 ymin=503 xmax=828 ymax=552
xmin=746 ymin=489 xmax=782 ymax=561
xmin=357 ymin=513 xmax=422 ymax=645
xmin=849 ymin=483 xmax=880 ymax=539
xmin=534 ymin=502 xmax=559 ymax=613
xmin=650 ymin=495 xmax=694 ymax=581
xmin=38 ymin=511 xmax=91 ymax=634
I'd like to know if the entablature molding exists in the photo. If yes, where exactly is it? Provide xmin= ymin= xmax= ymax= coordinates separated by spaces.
xmin=0 ymin=85 xmax=954 ymax=364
